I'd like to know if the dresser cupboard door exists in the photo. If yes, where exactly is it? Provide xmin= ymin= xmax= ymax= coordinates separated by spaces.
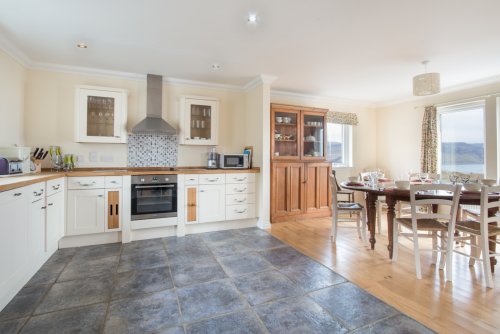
xmin=305 ymin=162 xmax=331 ymax=214
xmin=271 ymin=162 xmax=305 ymax=220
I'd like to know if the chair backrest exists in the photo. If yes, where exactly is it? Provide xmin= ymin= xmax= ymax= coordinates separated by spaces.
xmin=409 ymin=184 xmax=461 ymax=228
xmin=332 ymin=170 xmax=342 ymax=190
xmin=330 ymin=174 xmax=339 ymax=207
xmin=480 ymin=185 xmax=500 ymax=226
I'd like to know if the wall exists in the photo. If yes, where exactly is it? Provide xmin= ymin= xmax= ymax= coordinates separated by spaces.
xmin=270 ymin=93 xmax=378 ymax=181
xmin=23 ymin=69 xmax=248 ymax=167
xmin=0 ymin=50 xmax=25 ymax=146
xmin=376 ymin=83 xmax=500 ymax=180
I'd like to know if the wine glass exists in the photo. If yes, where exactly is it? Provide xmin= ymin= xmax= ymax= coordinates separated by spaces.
xmin=419 ymin=172 xmax=428 ymax=183
xmin=461 ymin=174 xmax=470 ymax=184
xmin=449 ymin=173 xmax=459 ymax=185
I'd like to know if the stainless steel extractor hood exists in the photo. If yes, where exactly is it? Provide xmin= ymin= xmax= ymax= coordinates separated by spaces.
xmin=131 ymin=74 xmax=177 ymax=135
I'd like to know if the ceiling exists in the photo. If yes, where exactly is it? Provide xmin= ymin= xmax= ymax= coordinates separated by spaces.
xmin=1 ymin=0 xmax=500 ymax=104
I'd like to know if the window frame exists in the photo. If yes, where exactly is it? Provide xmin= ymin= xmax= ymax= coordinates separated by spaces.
xmin=436 ymin=100 xmax=486 ymax=176
xmin=327 ymin=123 xmax=353 ymax=168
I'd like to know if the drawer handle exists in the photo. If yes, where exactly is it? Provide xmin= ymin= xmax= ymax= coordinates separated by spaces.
xmin=234 ymin=187 xmax=247 ymax=193
xmin=207 ymin=178 xmax=219 ymax=182
xmin=235 ymin=198 xmax=247 ymax=203
xmin=97 ymin=195 xmax=104 ymax=198
xmin=33 ymin=191 xmax=43 ymax=196
xmin=14 ymin=193 xmax=22 ymax=197
xmin=48 ymin=203 xmax=54 ymax=206
xmin=235 ymin=209 xmax=247 ymax=214
xmin=110 ymin=181 xmax=118 ymax=184
xmin=52 ymin=185 xmax=60 ymax=190
xmin=189 ymin=178 xmax=196 ymax=181
xmin=234 ymin=177 xmax=247 ymax=181
xmin=79 ymin=181 xmax=96 ymax=186
xmin=41 ymin=206 xmax=47 ymax=210
xmin=200 ymin=190 xmax=205 ymax=193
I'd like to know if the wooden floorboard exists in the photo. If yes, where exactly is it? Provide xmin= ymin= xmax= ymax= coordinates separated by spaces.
xmin=267 ymin=216 xmax=500 ymax=334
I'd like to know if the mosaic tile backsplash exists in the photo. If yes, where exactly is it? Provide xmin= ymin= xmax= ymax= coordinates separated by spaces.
xmin=127 ymin=134 xmax=178 ymax=167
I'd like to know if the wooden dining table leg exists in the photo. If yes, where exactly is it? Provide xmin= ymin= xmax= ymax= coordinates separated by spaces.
xmin=385 ymin=195 xmax=396 ymax=259
xmin=365 ymin=192 xmax=377 ymax=250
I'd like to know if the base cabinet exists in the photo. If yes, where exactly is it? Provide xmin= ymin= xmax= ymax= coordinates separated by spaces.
xmin=199 ymin=184 xmax=226 ymax=223
xmin=271 ymin=162 xmax=331 ymax=222
xmin=47 ymin=190 xmax=65 ymax=253
xmin=29 ymin=196 xmax=47 ymax=267
xmin=67 ymin=189 xmax=105 ymax=235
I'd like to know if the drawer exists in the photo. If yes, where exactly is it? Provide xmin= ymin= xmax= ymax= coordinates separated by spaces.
xmin=105 ymin=176 xmax=123 ymax=188
xmin=67 ymin=176 xmax=104 ymax=190
xmin=225 ymin=182 xmax=255 ymax=195
xmin=225 ymin=173 xmax=256 ymax=184
xmin=47 ymin=177 xmax=65 ymax=196
xmin=0 ymin=187 xmax=28 ymax=203
xmin=184 ymin=175 xmax=199 ymax=185
xmin=226 ymin=193 xmax=256 ymax=205
xmin=226 ymin=204 xmax=256 ymax=220
xmin=29 ymin=182 xmax=46 ymax=202
xmin=199 ymin=174 xmax=225 ymax=185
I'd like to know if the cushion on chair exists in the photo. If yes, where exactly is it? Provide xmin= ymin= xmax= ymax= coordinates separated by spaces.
xmin=455 ymin=220 xmax=500 ymax=236
xmin=337 ymin=202 xmax=363 ymax=210
xmin=338 ymin=189 xmax=355 ymax=195
xmin=395 ymin=218 xmax=448 ymax=231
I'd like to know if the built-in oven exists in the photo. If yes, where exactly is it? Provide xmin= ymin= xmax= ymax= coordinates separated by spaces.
xmin=131 ymin=175 xmax=177 ymax=221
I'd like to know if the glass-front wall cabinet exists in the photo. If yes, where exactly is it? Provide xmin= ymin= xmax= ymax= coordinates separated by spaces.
xmin=180 ymin=96 xmax=219 ymax=145
xmin=302 ymin=112 xmax=325 ymax=159
xmin=75 ymin=86 xmax=128 ymax=143
xmin=272 ymin=109 xmax=300 ymax=159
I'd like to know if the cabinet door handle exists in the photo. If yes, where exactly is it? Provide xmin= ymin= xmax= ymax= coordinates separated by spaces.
xmin=207 ymin=178 xmax=219 ymax=182
xmin=114 ymin=136 xmax=121 ymax=138
xmin=79 ymin=181 xmax=96 ymax=186
xmin=110 ymin=181 xmax=118 ymax=184
xmin=116 ymin=204 xmax=119 ymax=214
xmin=52 ymin=185 xmax=60 ymax=190
xmin=14 ymin=193 xmax=22 ymax=197
xmin=41 ymin=206 xmax=47 ymax=210
xmin=234 ymin=177 xmax=247 ymax=181
xmin=235 ymin=198 xmax=247 ymax=203
xmin=110 ymin=204 xmax=113 ymax=215
xmin=98 ymin=195 xmax=103 ymax=197
xmin=48 ymin=203 xmax=54 ymax=206
xmin=200 ymin=190 xmax=205 ymax=192
xmin=235 ymin=209 xmax=247 ymax=214
xmin=185 ymin=138 xmax=190 ymax=140
xmin=234 ymin=187 xmax=247 ymax=193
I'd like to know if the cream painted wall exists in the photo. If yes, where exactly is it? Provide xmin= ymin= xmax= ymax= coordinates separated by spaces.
xmin=376 ymin=83 xmax=500 ymax=180
xmin=270 ymin=93 xmax=378 ymax=181
xmin=0 ymin=51 xmax=25 ymax=146
xmin=23 ymin=69 xmax=248 ymax=167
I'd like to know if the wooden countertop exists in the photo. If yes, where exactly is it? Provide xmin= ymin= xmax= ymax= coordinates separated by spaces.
xmin=0 ymin=167 xmax=260 ymax=192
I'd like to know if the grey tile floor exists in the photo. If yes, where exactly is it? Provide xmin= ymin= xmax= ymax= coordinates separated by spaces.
xmin=0 ymin=228 xmax=435 ymax=334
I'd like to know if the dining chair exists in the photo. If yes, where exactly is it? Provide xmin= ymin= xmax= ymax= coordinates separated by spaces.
xmin=359 ymin=171 xmax=383 ymax=234
xmin=330 ymin=174 xmax=367 ymax=243
xmin=332 ymin=170 xmax=355 ymax=203
xmin=453 ymin=185 xmax=500 ymax=288
xmin=393 ymin=183 xmax=461 ymax=280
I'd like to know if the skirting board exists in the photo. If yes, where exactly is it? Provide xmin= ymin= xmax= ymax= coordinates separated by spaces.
xmin=59 ymin=232 xmax=121 ymax=248
xmin=185 ymin=218 xmax=258 ymax=234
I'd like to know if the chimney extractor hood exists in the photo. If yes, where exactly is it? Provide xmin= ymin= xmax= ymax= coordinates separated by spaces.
xmin=131 ymin=74 xmax=177 ymax=135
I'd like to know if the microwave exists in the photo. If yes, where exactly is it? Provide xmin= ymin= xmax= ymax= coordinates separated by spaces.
xmin=220 ymin=154 xmax=249 ymax=169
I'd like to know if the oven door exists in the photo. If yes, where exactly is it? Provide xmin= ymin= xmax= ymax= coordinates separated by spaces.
xmin=131 ymin=183 xmax=177 ymax=220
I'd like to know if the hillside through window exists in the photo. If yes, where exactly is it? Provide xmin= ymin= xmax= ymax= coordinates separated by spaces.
xmin=437 ymin=101 xmax=485 ymax=177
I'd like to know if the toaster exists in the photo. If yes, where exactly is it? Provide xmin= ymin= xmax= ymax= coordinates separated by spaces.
xmin=0 ymin=157 xmax=24 ymax=175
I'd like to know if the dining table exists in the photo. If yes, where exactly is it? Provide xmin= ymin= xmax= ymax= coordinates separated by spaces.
xmin=341 ymin=181 xmax=499 ymax=271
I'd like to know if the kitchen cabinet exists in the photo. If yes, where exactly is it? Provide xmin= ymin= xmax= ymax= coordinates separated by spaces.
xmin=66 ymin=176 xmax=122 ymax=235
xmin=185 ymin=186 xmax=198 ymax=223
xmin=67 ymin=189 xmax=105 ymax=235
xmin=29 ymin=183 xmax=47 ymax=267
xmin=199 ymin=185 xmax=226 ymax=223
xmin=46 ymin=189 xmax=64 ymax=254
xmin=75 ymin=85 xmax=128 ymax=143
xmin=179 ymin=95 xmax=219 ymax=145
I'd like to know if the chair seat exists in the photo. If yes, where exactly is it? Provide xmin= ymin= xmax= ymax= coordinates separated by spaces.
xmin=395 ymin=218 xmax=448 ymax=231
xmin=462 ymin=207 xmax=480 ymax=217
xmin=456 ymin=220 xmax=500 ymax=236
xmin=337 ymin=202 xmax=363 ymax=210
xmin=338 ymin=189 xmax=354 ymax=195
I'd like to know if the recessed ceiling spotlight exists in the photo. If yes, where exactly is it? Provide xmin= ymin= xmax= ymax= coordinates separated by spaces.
xmin=211 ymin=63 xmax=222 ymax=71
xmin=246 ymin=12 xmax=259 ymax=25
xmin=76 ymin=42 xmax=88 ymax=49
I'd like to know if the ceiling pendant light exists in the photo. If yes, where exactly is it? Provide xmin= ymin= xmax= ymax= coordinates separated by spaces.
xmin=413 ymin=60 xmax=440 ymax=96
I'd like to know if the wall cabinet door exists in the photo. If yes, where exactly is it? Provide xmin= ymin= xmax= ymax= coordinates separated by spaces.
xmin=47 ymin=190 xmax=64 ymax=254
xmin=179 ymin=96 xmax=219 ymax=145
xmin=105 ymin=189 xmax=122 ymax=231
xmin=271 ymin=162 xmax=305 ymax=219
xmin=305 ymin=162 xmax=332 ymax=214
xmin=67 ymin=189 xmax=105 ymax=235
xmin=185 ymin=186 xmax=198 ymax=223
xmin=75 ymin=86 xmax=128 ymax=143
xmin=198 ymin=184 xmax=225 ymax=223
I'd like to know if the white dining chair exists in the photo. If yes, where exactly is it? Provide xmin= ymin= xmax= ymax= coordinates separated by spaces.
xmin=393 ymin=183 xmax=461 ymax=280
xmin=453 ymin=185 xmax=500 ymax=288
xmin=330 ymin=174 xmax=367 ymax=243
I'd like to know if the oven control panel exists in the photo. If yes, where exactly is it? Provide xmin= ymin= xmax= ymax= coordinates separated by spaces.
xmin=132 ymin=174 xmax=177 ymax=185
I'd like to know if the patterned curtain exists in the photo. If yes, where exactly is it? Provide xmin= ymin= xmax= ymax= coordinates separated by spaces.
xmin=326 ymin=111 xmax=358 ymax=125
xmin=420 ymin=106 xmax=438 ymax=173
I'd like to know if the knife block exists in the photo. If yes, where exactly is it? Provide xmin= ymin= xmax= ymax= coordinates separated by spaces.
xmin=33 ymin=160 xmax=42 ymax=173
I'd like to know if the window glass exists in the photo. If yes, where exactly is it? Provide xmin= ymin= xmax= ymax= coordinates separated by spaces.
xmin=438 ymin=102 xmax=485 ymax=177
xmin=327 ymin=123 xmax=352 ymax=167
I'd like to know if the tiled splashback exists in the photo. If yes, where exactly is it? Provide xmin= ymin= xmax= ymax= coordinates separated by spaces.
xmin=127 ymin=134 xmax=178 ymax=167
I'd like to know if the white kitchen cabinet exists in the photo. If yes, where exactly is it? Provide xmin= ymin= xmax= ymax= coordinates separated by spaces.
xmin=179 ymin=96 xmax=219 ymax=145
xmin=198 ymin=184 xmax=225 ymax=223
xmin=66 ymin=189 xmax=105 ymax=235
xmin=75 ymin=85 xmax=128 ymax=143
xmin=46 ymin=189 xmax=65 ymax=253
xmin=29 ymin=189 xmax=47 ymax=268
xmin=0 ymin=187 xmax=30 ymax=311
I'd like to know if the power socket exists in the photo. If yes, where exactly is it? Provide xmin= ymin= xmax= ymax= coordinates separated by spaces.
xmin=89 ymin=152 xmax=98 ymax=162
xmin=100 ymin=155 xmax=114 ymax=162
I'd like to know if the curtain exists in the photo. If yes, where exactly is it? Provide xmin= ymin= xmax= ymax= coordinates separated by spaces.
xmin=420 ymin=105 xmax=438 ymax=173
xmin=326 ymin=111 xmax=358 ymax=125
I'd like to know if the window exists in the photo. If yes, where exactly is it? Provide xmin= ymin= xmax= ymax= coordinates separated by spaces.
xmin=326 ymin=123 xmax=352 ymax=167
xmin=437 ymin=101 xmax=485 ymax=177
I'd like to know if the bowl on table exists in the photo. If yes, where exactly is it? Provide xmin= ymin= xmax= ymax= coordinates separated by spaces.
xmin=395 ymin=180 xmax=410 ymax=190
xmin=348 ymin=176 xmax=359 ymax=183
xmin=463 ymin=183 xmax=481 ymax=192
xmin=480 ymin=179 xmax=496 ymax=186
